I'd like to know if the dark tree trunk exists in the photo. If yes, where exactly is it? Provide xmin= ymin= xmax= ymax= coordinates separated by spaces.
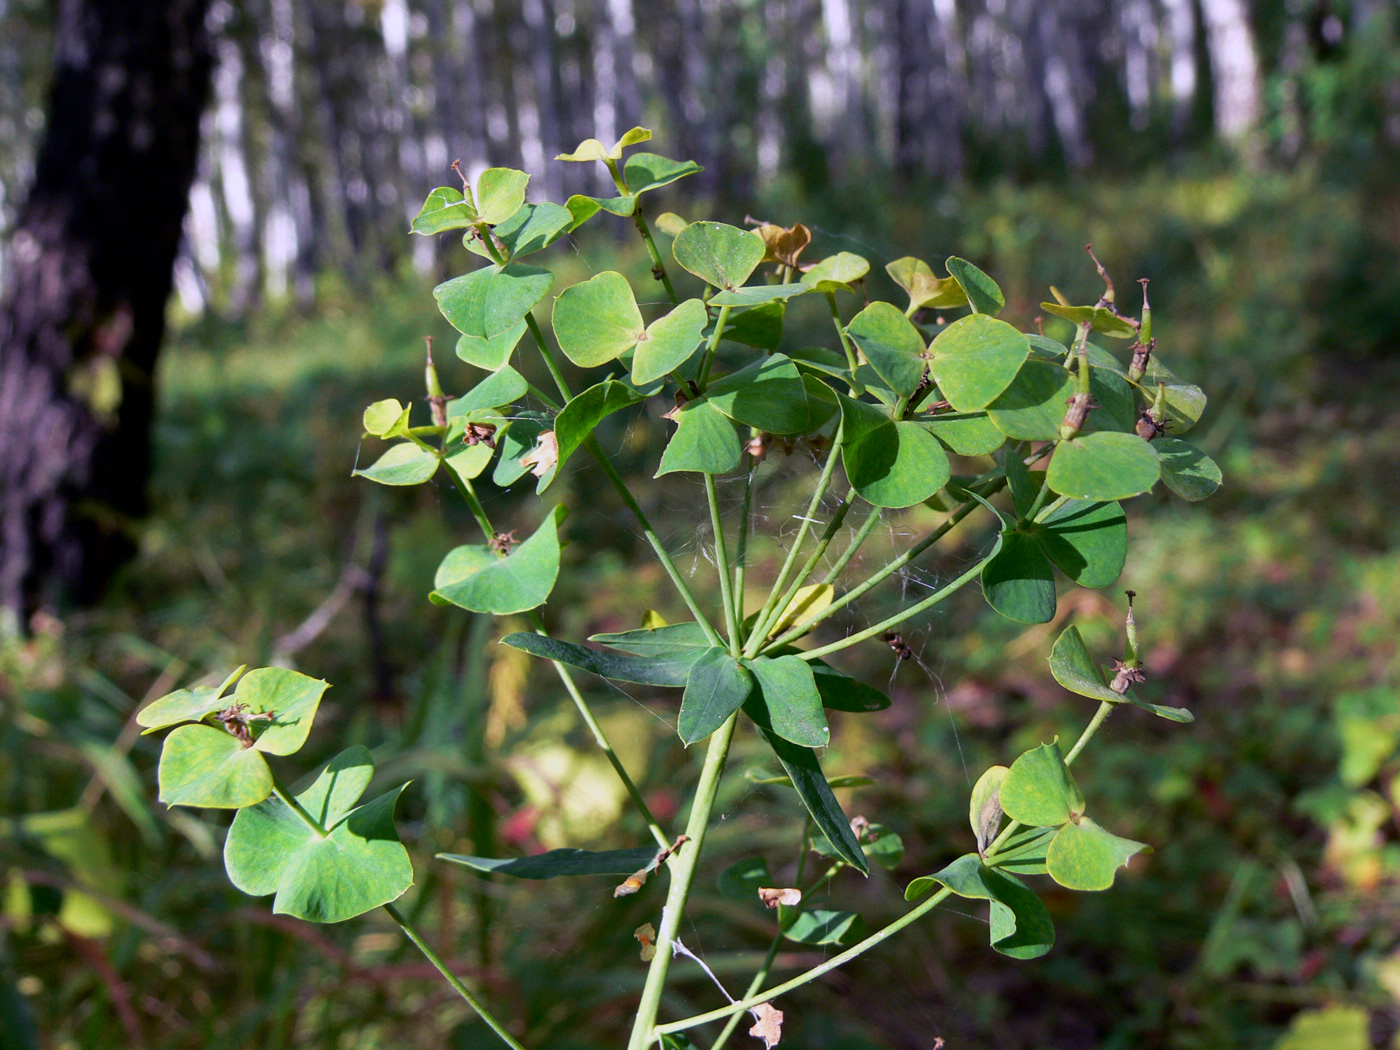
xmin=0 ymin=0 xmax=214 ymax=624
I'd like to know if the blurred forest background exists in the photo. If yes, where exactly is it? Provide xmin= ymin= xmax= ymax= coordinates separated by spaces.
xmin=3 ymin=0 xmax=1400 ymax=1048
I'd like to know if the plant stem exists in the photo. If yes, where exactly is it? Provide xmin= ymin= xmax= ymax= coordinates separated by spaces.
xmin=627 ymin=715 xmax=740 ymax=1050
xmin=652 ymin=886 xmax=954 ymax=1039
xmin=706 ymin=474 xmax=741 ymax=655
xmin=634 ymin=209 xmax=680 ymax=304
xmin=384 ymin=902 xmax=530 ymax=1050
xmin=742 ymin=423 xmax=845 ymax=657
xmin=268 ymin=770 xmax=533 ymax=1048
xmin=698 ymin=306 xmax=732 ymax=389
xmin=825 ymin=292 xmax=864 ymax=395
xmin=1033 ymin=494 xmax=1071 ymax=523
xmin=732 ymin=458 xmax=756 ymax=618
xmin=521 ymin=313 xmax=725 ymax=648
xmin=818 ymin=504 xmax=882 ymax=585
xmin=524 ymin=314 xmax=575 ymax=401
xmin=765 ymin=484 xmax=999 ymax=652
xmin=793 ymin=546 xmax=995 ymax=662
xmin=440 ymin=468 xmax=669 ymax=848
xmin=746 ymin=495 xmax=850 ymax=655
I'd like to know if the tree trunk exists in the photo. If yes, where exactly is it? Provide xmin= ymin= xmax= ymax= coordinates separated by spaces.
xmin=0 ymin=0 xmax=213 ymax=625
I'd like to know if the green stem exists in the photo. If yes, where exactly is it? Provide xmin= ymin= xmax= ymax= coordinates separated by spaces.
xmin=709 ymin=818 xmax=812 ymax=1050
xmin=441 ymin=469 xmax=669 ymax=849
xmin=792 ymin=545 xmax=995 ymax=663
xmin=634 ymin=209 xmax=680 ymax=304
xmin=732 ymin=459 xmax=756 ymax=619
xmin=765 ymin=483 xmax=1000 ymax=652
xmin=627 ymin=716 xmax=740 ymax=1050
xmin=698 ymin=306 xmax=732 ymax=390
xmin=826 ymin=292 xmax=864 ymax=395
xmin=1033 ymin=494 xmax=1071 ymax=524
xmin=653 ymin=886 xmax=954 ymax=1039
xmin=527 ymin=610 xmax=670 ymax=850
xmin=524 ymin=314 xmax=575 ymax=401
xmin=742 ymin=422 xmax=845 ymax=657
xmin=520 ymin=313 xmax=724 ymax=648
xmin=818 ymin=504 xmax=882 ymax=585
xmin=706 ymin=473 xmax=742 ymax=655
xmin=269 ymin=773 xmax=530 ymax=1050
xmin=384 ymin=902 xmax=530 ymax=1050
xmin=746 ymin=495 xmax=851 ymax=655
xmin=1073 ymin=322 xmax=1092 ymax=395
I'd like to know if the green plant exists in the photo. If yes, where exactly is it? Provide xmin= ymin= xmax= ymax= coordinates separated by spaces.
xmin=137 ymin=127 xmax=1220 ymax=1049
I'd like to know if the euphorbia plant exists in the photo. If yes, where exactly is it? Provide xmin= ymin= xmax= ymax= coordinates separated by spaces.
xmin=139 ymin=128 xmax=1220 ymax=1049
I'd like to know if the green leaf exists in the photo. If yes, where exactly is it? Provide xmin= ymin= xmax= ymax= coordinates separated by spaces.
xmin=1004 ymin=453 xmax=1039 ymax=521
xmin=982 ymin=530 xmax=1056 ymax=624
xmin=624 ymin=151 xmax=702 ymax=193
xmin=838 ymin=394 xmax=951 ymax=508
xmin=1155 ymin=438 xmax=1222 ymax=501
xmin=718 ymin=856 xmax=772 ymax=901
xmin=1136 ymin=359 xmax=1206 ymax=432
xmin=552 ymin=271 xmax=644 ymax=368
xmin=1040 ymin=302 xmax=1138 ymax=338
xmin=708 ymin=283 xmax=809 ymax=307
xmin=927 ymin=314 xmax=1029 ymax=411
xmin=1035 ymin=500 xmax=1127 ymax=588
xmin=706 ymin=354 xmax=810 ymax=435
xmin=435 ymin=264 xmax=555 ymax=341
xmin=1046 ymin=432 xmax=1161 ymax=501
xmin=157 ymin=725 xmax=272 ymax=809
xmin=466 ymin=202 xmax=573 ymax=260
xmin=885 ymin=256 xmax=968 ymax=311
xmin=453 ymin=366 xmax=529 ymax=414
xmin=411 ymin=186 xmax=475 ymax=235
xmin=225 ymin=746 xmax=375 ymax=895
xmin=679 ymin=649 xmax=755 ymax=745
xmin=493 ymin=411 xmax=552 ymax=486
xmin=226 ymin=777 xmax=413 ymax=922
xmin=1086 ymin=350 xmax=1139 ymax=431
xmin=999 ymin=741 xmax=1083 ymax=827
xmin=632 ymin=298 xmax=708 ymax=386
xmin=443 ymin=436 xmax=498 ymax=485
xmin=905 ymin=853 xmax=1053 ymax=959
xmin=363 ymin=399 xmax=408 ymax=437
xmin=474 ymin=167 xmax=530 ymax=226
xmin=500 ymin=632 xmax=698 ymax=686
xmin=809 ymin=661 xmax=892 ymax=712
xmin=1273 ymin=1007 xmax=1370 ymax=1050
xmin=985 ymin=359 xmax=1077 ymax=441
xmin=970 ymin=765 xmax=1008 ymax=853
xmin=353 ymin=442 xmax=439 ymax=486
xmin=589 ymin=622 xmax=711 ymax=658
xmin=438 ymin=846 xmax=658 ymax=879
xmin=1045 ymin=817 xmax=1149 ymax=892
xmin=757 ymin=728 xmax=869 ymax=874
xmin=137 ymin=670 xmax=242 ymax=732
xmin=801 ymin=252 xmax=870 ymax=293
xmin=657 ymin=399 xmax=741 ymax=476
xmin=945 ymin=257 xmax=1005 ymax=315
xmin=455 ymin=322 xmax=527 ymax=372
xmin=847 ymin=301 xmax=926 ymax=397
xmin=672 ymin=222 xmax=765 ymax=290
xmin=1048 ymin=625 xmax=1194 ymax=723
xmin=743 ymin=655 xmax=828 ymax=748
xmin=537 ymin=378 xmax=644 ymax=491
xmin=782 ymin=909 xmax=865 ymax=946
xmin=723 ymin=300 xmax=785 ymax=349
xmin=862 ymin=823 xmax=905 ymax=870
xmin=237 ymin=667 xmax=330 ymax=756
xmin=430 ymin=506 xmax=565 ymax=614
xmin=922 ymin=412 xmax=1006 ymax=456
xmin=985 ymin=825 xmax=1055 ymax=875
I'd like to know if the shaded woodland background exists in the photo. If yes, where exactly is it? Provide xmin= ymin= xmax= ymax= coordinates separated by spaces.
xmin=4 ymin=2 xmax=1400 ymax=1049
